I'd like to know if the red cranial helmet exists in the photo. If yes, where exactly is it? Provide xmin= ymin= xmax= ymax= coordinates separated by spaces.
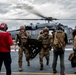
xmin=0 ymin=23 xmax=8 ymax=30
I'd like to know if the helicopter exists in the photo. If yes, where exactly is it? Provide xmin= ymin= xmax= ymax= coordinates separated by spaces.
xmin=3 ymin=5 xmax=75 ymax=43
xmin=7 ymin=16 xmax=74 ymax=44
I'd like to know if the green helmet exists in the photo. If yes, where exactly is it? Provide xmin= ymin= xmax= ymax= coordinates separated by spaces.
xmin=20 ymin=26 xmax=25 ymax=30
xmin=43 ymin=27 xmax=49 ymax=32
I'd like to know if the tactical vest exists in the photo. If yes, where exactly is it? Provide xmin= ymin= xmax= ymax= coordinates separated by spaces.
xmin=16 ymin=32 xmax=30 ymax=46
xmin=42 ymin=35 xmax=51 ymax=48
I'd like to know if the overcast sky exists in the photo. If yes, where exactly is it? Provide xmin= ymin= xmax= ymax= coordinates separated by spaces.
xmin=0 ymin=0 xmax=76 ymax=30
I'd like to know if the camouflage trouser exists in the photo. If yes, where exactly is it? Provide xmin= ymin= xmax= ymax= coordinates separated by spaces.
xmin=18 ymin=46 xmax=30 ymax=68
xmin=73 ymin=36 xmax=76 ymax=49
xmin=52 ymin=51 xmax=65 ymax=75
xmin=39 ymin=48 xmax=50 ymax=66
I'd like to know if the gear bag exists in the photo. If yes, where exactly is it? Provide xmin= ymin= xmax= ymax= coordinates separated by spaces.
xmin=71 ymin=53 xmax=76 ymax=67
xmin=24 ymin=38 xmax=42 ymax=59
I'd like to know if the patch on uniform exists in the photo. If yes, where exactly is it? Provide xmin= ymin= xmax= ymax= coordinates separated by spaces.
xmin=25 ymin=39 xmax=42 ymax=59
xmin=21 ymin=36 xmax=27 ymax=39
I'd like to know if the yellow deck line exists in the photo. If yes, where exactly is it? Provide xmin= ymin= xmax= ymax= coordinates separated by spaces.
xmin=0 ymin=72 xmax=76 ymax=75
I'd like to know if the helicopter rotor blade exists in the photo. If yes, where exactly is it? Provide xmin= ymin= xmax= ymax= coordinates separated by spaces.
xmin=2 ymin=17 xmax=76 ymax=21
xmin=56 ymin=19 xmax=76 ymax=20
xmin=29 ymin=11 xmax=46 ymax=18
xmin=4 ymin=18 xmax=44 ymax=20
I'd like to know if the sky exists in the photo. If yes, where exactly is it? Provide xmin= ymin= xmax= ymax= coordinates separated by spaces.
xmin=0 ymin=0 xmax=76 ymax=30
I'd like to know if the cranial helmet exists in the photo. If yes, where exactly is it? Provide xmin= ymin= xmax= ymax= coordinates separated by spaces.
xmin=0 ymin=23 xmax=8 ymax=30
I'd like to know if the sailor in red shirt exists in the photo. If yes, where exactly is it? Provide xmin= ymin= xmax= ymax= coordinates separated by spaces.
xmin=0 ymin=23 xmax=13 ymax=75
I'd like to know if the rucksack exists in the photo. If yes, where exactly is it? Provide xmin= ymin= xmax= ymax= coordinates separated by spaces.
xmin=53 ymin=30 xmax=65 ymax=48
xmin=53 ymin=30 xmax=65 ymax=55
xmin=71 ymin=54 xmax=76 ymax=67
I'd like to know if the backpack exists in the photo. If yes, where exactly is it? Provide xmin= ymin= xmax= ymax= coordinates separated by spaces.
xmin=53 ymin=30 xmax=65 ymax=54
xmin=71 ymin=53 xmax=76 ymax=67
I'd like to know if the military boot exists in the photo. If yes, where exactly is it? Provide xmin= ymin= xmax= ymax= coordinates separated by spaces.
xmin=53 ymin=70 xmax=57 ymax=74
xmin=40 ymin=64 xmax=43 ymax=70
xmin=27 ymin=61 xmax=30 ymax=66
xmin=46 ymin=60 xmax=49 ymax=65
xmin=19 ymin=67 xmax=22 ymax=71
xmin=19 ymin=63 xmax=22 ymax=71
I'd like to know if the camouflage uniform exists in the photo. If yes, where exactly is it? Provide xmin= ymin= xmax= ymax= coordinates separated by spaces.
xmin=72 ymin=28 xmax=76 ymax=50
xmin=68 ymin=28 xmax=76 ymax=72
xmin=37 ymin=27 xmax=53 ymax=70
xmin=52 ymin=27 xmax=67 ymax=75
xmin=15 ymin=26 xmax=31 ymax=71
